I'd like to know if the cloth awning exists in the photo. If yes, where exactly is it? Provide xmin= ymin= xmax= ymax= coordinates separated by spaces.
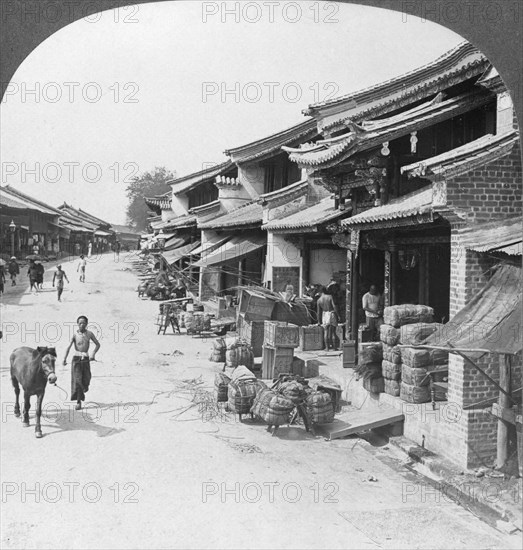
xmin=163 ymin=235 xmax=185 ymax=250
xmin=191 ymin=236 xmax=231 ymax=256
xmin=162 ymin=241 xmax=201 ymax=265
xmin=423 ymin=263 xmax=522 ymax=356
xmin=194 ymin=235 xmax=266 ymax=267
xmin=95 ymin=229 xmax=112 ymax=237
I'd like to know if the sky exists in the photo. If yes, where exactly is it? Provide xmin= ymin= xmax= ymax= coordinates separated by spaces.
xmin=0 ymin=1 xmax=464 ymax=224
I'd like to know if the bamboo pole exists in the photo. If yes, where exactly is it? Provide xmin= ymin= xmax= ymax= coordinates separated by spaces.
xmin=496 ymin=354 xmax=512 ymax=468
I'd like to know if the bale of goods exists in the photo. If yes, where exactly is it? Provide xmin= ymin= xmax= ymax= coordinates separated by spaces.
xmin=225 ymin=342 xmax=254 ymax=369
xmin=214 ymin=372 xmax=231 ymax=402
xmin=209 ymin=350 xmax=224 ymax=362
xmin=278 ymin=380 xmax=308 ymax=405
xmin=401 ymin=365 xmax=430 ymax=386
xmin=185 ymin=312 xmax=211 ymax=333
xmin=380 ymin=324 xmax=400 ymax=346
xmin=358 ymin=342 xmax=383 ymax=366
xmin=299 ymin=325 xmax=324 ymax=351
xmin=228 ymin=378 xmax=258 ymax=414
xmin=252 ymin=390 xmax=295 ymax=426
xmin=400 ymin=382 xmax=430 ymax=404
xmin=382 ymin=360 xmax=402 ymax=381
xmin=231 ymin=365 xmax=257 ymax=382
xmin=384 ymin=378 xmax=401 ymax=397
xmin=382 ymin=343 xmax=402 ymax=364
xmin=356 ymin=361 xmax=382 ymax=379
xmin=383 ymin=305 xmax=434 ymax=328
xmin=401 ymin=347 xmax=448 ymax=368
xmin=363 ymin=376 xmax=384 ymax=394
xmin=305 ymin=391 xmax=334 ymax=424
xmin=400 ymin=323 xmax=444 ymax=345
xmin=213 ymin=338 xmax=226 ymax=352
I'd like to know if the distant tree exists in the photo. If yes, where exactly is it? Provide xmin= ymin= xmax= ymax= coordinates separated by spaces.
xmin=126 ymin=167 xmax=176 ymax=231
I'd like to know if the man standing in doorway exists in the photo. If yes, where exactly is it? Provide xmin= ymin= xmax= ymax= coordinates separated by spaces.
xmin=53 ymin=265 xmax=69 ymax=301
xmin=362 ymin=284 xmax=384 ymax=341
xmin=317 ymin=286 xmax=339 ymax=351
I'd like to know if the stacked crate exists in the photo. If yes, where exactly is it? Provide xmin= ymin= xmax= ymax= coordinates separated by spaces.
xmin=262 ymin=321 xmax=299 ymax=379
xmin=238 ymin=315 xmax=265 ymax=357
xmin=298 ymin=325 xmax=324 ymax=351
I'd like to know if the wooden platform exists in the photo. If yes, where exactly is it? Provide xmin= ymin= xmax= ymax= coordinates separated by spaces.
xmin=314 ymin=407 xmax=404 ymax=441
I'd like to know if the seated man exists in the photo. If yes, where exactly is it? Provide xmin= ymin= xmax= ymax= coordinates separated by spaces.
xmin=362 ymin=284 xmax=384 ymax=341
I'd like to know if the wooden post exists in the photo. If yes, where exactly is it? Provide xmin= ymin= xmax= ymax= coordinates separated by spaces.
xmin=345 ymin=249 xmax=353 ymax=339
xmin=496 ymin=354 xmax=512 ymax=468
xmin=351 ymin=253 xmax=359 ymax=342
xmin=384 ymin=250 xmax=391 ymax=307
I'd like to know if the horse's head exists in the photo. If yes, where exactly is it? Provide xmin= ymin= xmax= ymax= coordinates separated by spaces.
xmin=37 ymin=346 xmax=57 ymax=384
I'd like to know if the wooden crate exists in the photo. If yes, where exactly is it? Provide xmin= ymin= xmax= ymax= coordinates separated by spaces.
xmin=239 ymin=317 xmax=265 ymax=357
xmin=342 ymin=341 xmax=356 ymax=368
xmin=262 ymin=345 xmax=294 ymax=379
xmin=299 ymin=326 xmax=324 ymax=351
xmin=264 ymin=321 xmax=299 ymax=348
xmin=238 ymin=289 xmax=275 ymax=321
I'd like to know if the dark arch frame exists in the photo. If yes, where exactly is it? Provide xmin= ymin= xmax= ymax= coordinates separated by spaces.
xmin=1 ymin=0 xmax=522 ymax=124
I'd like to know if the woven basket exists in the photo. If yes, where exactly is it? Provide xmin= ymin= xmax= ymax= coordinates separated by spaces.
xmin=382 ymin=360 xmax=402 ymax=381
xmin=382 ymin=344 xmax=402 ymax=364
xmin=305 ymin=391 xmax=334 ymax=424
xmin=400 ymin=382 xmax=430 ymax=403
xmin=214 ymin=372 xmax=231 ymax=402
xmin=402 ymin=347 xmax=448 ymax=368
xmin=401 ymin=365 xmax=430 ymax=386
xmin=209 ymin=350 xmax=225 ymax=363
xmin=380 ymin=324 xmax=400 ymax=346
xmin=278 ymin=380 xmax=308 ymax=405
xmin=400 ymin=323 xmax=443 ymax=345
xmin=383 ymin=305 xmax=434 ymax=328
xmin=384 ymin=378 xmax=401 ymax=397
xmin=228 ymin=379 xmax=258 ymax=414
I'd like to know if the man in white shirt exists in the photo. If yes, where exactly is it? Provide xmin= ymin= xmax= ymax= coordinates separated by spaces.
xmin=362 ymin=284 xmax=384 ymax=341
xmin=77 ymin=254 xmax=87 ymax=283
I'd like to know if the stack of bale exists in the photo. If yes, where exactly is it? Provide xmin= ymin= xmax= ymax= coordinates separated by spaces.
xmin=357 ymin=341 xmax=384 ymax=394
xmin=381 ymin=304 xmax=444 ymax=403
xmin=209 ymin=338 xmax=226 ymax=363
xmin=400 ymin=322 xmax=447 ymax=403
xmin=380 ymin=324 xmax=402 ymax=397
xmin=225 ymin=337 xmax=255 ymax=371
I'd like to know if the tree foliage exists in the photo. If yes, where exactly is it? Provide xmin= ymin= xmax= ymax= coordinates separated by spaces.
xmin=126 ymin=167 xmax=176 ymax=231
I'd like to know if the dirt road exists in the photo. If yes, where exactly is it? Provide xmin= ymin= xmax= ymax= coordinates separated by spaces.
xmin=0 ymin=254 xmax=519 ymax=549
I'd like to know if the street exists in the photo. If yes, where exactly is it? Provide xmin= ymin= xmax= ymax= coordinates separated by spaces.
xmin=0 ymin=253 xmax=519 ymax=550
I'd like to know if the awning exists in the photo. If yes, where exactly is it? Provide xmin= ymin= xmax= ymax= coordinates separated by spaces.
xmin=423 ymin=263 xmax=522 ymax=356
xmin=194 ymin=235 xmax=266 ymax=267
xmin=191 ymin=236 xmax=231 ymax=256
xmin=459 ymin=216 xmax=522 ymax=256
xmin=95 ymin=229 xmax=112 ymax=237
xmin=162 ymin=241 xmax=201 ymax=265
xmin=163 ymin=235 xmax=185 ymax=250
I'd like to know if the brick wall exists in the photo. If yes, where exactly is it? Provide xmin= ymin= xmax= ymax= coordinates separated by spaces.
xmin=446 ymin=141 xmax=522 ymax=224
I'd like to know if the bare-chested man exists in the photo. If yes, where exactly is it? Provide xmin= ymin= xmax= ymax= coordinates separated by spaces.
xmin=52 ymin=265 xmax=69 ymax=302
xmin=63 ymin=315 xmax=101 ymax=410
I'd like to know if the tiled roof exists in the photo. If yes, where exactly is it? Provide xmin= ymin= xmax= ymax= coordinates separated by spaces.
xmin=304 ymin=42 xmax=489 ymax=132
xmin=340 ymin=186 xmax=433 ymax=228
xmin=2 ymin=185 xmax=61 ymax=216
xmin=198 ymin=200 xmax=263 ymax=229
xmin=401 ymin=131 xmax=519 ymax=180
xmin=225 ymin=119 xmax=317 ymax=164
xmin=144 ymin=192 xmax=172 ymax=210
xmin=169 ymin=160 xmax=233 ymax=195
xmin=285 ymin=90 xmax=493 ymax=169
xmin=459 ymin=216 xmax=522 ymax=255
xmin=59 ymin=203 xmax=111 ymax=228
xmin=264 ymin=196 xmax=348 ymax=231
xmin=258 ymin=179 xmax=308 ymax=205
xmin=151 ymin=215 xmax=196 ymax=230
xmin=0 ymin=188 xmax=29 ymax=210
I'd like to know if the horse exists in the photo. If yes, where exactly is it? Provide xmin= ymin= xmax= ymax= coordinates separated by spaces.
xmin=10 ymin=346 xmax=58 ymax=438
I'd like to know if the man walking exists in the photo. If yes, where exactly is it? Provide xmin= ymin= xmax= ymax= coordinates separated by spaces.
xmin=63 ymin=315 xmax=101 ymax=410
xmin=35 ymin=262 xmax=45 ymax=290
xmin=77 ymin=254 xmax=87 ymax=282
xmin=8 ymin=257 xmax=19 ymax=286
xmin=52 ymin=265 xmax=69 ymax=301
xmin=27 ymin=260 xmax=39 ymax=293
xmin=317 ymin=286 xmax=339 ymax=351
xmin=362 ymin=284 xmax=384 ymax=341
